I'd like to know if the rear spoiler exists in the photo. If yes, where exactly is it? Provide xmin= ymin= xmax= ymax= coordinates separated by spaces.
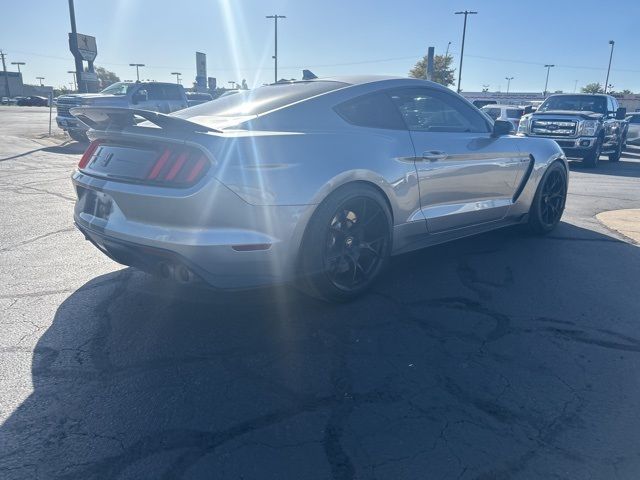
xmin=69 ymin=106 xmax=221 ymax=133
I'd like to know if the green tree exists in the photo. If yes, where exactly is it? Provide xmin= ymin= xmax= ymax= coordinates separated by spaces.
xmin=621 ymin=89 xmax=633 ymax=95
xmin=94 ymin=66 xmax=120 ymax=88
xmin=581 ymin=82 xmax=604 ymax=94
xmin=409 ymin=54 xmax=456 ymax=87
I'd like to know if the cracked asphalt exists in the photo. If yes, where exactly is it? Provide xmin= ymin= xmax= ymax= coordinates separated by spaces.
xmin=1 ymin=106 xmax=640 ymax=479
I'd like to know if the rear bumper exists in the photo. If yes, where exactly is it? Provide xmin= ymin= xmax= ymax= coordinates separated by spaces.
xmin=72 ymin=171 xmax=315 ymax=289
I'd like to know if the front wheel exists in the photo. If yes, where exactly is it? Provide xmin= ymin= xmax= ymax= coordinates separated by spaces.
xmin=68 ymin=130 xmax=89 ymax=143
xmin=299 ymin=184 xmax=392 ymax=302
xmin=582 ymin=138 xmax=602 ymax=168
xmin=527 ymin=161 xmax=568 ymax=235
xmin=608 ymin=140 xmax=622 ymax=162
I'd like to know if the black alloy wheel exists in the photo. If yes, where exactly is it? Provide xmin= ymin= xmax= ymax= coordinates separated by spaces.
xmin=527 ymin=161 xmax=567 ymax=234
xmin=323 ymin=196 xmax=389 ymax=292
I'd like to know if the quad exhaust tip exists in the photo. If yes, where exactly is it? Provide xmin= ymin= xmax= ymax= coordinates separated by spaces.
xmin=158 ymin=262 xmax=194 ymax=284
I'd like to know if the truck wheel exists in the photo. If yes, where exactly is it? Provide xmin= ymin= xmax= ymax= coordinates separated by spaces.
xmin=608 ymin=141 xmax=622 ymax=162
xmin=583 ymin=138 xmax=602 ymax=168
xmin=68 ymin=130 xmax=89 ymax=143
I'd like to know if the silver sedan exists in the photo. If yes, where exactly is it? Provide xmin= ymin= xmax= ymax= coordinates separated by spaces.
xmin=71 ymin=76 xmax=568 ymax=301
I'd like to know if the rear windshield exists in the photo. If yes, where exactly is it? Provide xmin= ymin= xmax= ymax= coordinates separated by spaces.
xmin=507 ymin=108 xmax=524 ymax=118
xmin=482 ymin=107 xmax=501 ymax=120
xmin=539 ymin=95 xmax=607 ymax=114
xmin=173 ymin=81 xmax=348 ymax=118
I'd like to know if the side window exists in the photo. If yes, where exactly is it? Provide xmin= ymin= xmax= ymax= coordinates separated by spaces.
xmin=389 ymin=88 xmax=490 ymax=133
xmin=483 ymin=107 xmax=501 ymax=120
xmin=611 ymin=97 xmax=619 ymax=112
xmin=334 ymin=92 xmax=406 ymax=130
xmin=146 ymin=85 xmax=165 ymax=101
xmin=163 ymin=85 xmax=183 ymax=101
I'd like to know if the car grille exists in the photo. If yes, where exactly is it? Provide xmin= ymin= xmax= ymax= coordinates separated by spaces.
xmin=56 ymin=98 xmax=83 ymax=117
xmin=530 ymin=119 xmax=577 ymax=137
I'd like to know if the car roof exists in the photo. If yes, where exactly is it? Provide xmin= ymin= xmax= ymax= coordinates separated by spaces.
xmin=481 ymin=104 xmax=525 ymax=108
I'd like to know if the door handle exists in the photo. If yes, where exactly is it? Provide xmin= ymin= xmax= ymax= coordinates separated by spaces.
xmin=421 ymin=150 xmax=447 ymax=161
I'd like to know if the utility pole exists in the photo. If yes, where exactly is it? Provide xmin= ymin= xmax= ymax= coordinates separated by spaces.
xmin=68 ymin=0 xmax=86 ymax=92
xmin=36 ymin=77 xmax=45 ymax=86
xmin=11 ymin=61 xmax=25 ymax=74
xmin=604 ymin=40 xmax=615 ymax=94
xmin=129 ymin=63 xmax=145 ymax=82
xmin=67 ymin=70 xmax=77 ymax=90
xmin=0 ymin=50 xmax=10 ymax=98
xmin=171 ymin=72 xmax=181 ymax=84
xmin=454 ymin=10 xmax=477 ymax=93
xmin=543 ymin=64 xmax=555 ymax=96
xmin=266 ymin=14 xmax=286 ymax=84
xmin=505 ymin=76 xmax=514 ymax=94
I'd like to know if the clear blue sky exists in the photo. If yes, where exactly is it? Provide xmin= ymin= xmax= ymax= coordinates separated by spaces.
xmin=3 ymin=0 xmax=639 ymax=93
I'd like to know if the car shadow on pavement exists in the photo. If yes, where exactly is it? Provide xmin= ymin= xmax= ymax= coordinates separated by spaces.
xmin=2 ymin=223 xmax=640 ymax=479
xmin=42 ymin=142 xmax=87 ymax=155
xmin=569 ymin=158 xmax=640 ymax=178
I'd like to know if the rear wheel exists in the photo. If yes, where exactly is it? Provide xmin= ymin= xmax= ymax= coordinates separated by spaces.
xmin=300 ymin=184 xmax=392 ymax=302
xmin=582 ymin=137 xmax=602 ymax=168
xmin=527 ymin=162 xmax=567 ymax=235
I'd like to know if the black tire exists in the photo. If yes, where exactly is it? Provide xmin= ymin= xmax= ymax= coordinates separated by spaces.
xmin=299 ymin=183 xmax=392 ymax=302
xmin=68 ymin=130 xmax=89 ymax=143
xmin=608 ymin=140 xmax=622 ymax=162
xmin=582 ymin=137 xmax=602 ymax=168
xmin=527 ymin=162 xmax=567 ymax=235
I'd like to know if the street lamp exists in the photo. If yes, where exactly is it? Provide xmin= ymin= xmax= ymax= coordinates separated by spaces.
xmin=171 ymin=72 xmax=181 ymax=84
xmin=11 ymin=61 xmax=25 ymax=74
xmin=543 ymin=64 xmax=555 ymax=96
xmin=454 ymin=10 xmax=478 ymax=93
xmin=67 ymin=70 xmax=77 ymax=91
xmin=604 ymin=40 xmax=615 ymax=94
xmin=266 ymin=14 xmax=286 ymax=84
xmin=505 ymin=76 xmax=514 ymax=94
xmin=36 ymin=76 xmax=45 ymax=86
xmin=129 ymin=63 xmax=145 ymax=82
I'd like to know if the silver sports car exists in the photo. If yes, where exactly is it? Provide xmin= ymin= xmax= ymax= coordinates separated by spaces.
xmin=71 ymin=76 xmax=568 ymax=301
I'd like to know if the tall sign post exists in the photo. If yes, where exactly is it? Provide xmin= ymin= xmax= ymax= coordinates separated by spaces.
xmin=67 ymin=0 xmax=99 ymax=92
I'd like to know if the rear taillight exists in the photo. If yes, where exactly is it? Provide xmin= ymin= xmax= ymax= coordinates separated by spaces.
xmin=78 ymin=140 xmax=101 ymax=169
xmin=145 ymin=146 xmax=210 ymax=186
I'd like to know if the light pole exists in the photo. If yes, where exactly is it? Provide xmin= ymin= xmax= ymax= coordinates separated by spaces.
xmin=129 ymin=63 xmax=145 ymax=82
xmin=266 ymin=14 xmax=286 ymax=84
xmin=11 ymin=61 xmax=25 ymax=74
xmin=67 ymin=70 xmax=77 ymax=90
xmin=445 ymin=41 xmax=452 ymax=58
xmin=454 ymin=11 xmax=477 ymax=93
xmin=604 ymin=40 xmax=615 ymax=94
xmin=36 ymin=76 xmax=45 ymax=86
xmin=505 ymin=76 xmax=514 ymax=94
xmin=543 ymin=64 xmax=555 ymax=96
xmin=171 ymin=72 xmax=181 ymax=84
xmin=573 ymin=80 xmax=578 ymax=93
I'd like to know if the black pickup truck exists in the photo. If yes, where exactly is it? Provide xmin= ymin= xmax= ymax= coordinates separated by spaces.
xmin=518 ymin=93 xmax=627 ymax=167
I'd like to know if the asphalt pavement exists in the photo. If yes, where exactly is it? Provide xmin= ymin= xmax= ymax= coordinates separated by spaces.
xmin=1 ymin=106 xmax=640 ymax=479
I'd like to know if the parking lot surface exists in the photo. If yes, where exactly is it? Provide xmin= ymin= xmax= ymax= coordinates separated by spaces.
xmin=1 ymin=106 xmax=640 ymax=479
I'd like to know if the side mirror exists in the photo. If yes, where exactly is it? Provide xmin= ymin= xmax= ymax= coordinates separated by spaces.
xmin=492 ymin=120 xmax=513 ymax=137
xmin=616 ymin=107 xmax=627 ymax=120
xmin=132 ymin=90 xmax=147 ymax=104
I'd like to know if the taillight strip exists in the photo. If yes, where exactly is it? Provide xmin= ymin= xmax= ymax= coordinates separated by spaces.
xmin=147 ymin=148 xmax=172 ymax=180
xmin=78 ymin=140 xmax=101 ymax=169
xmin=185 ymin=156 xmax=208 ymax=183
xmin=164 ymin=152 xmax=189 ymax=181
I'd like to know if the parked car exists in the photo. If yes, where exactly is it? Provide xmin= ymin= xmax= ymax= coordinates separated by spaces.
xmin=518 ymin=93 xmax=627 ymax=167
xmin=70 ymin=76 xmax=567 ymax=302
xmin=625 ymin=113 xmax=640 ymax=146
xmin=56 ymin=81 xmax=188 ymax=142
xmin=481 ymin=104 xmax=526 ymax=130
xmin=16 ymin=95 xmax=49 ymax=107
xmin=185 ymin=92 xmax=213 ymax=107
